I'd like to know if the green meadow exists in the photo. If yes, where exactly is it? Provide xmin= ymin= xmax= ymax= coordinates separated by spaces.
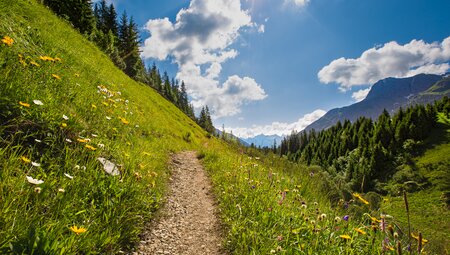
xmin=0 ymin=0 xmax=446 ymax=254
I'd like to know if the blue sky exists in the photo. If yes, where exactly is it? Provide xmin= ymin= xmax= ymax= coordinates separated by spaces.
xmin=103 ymin=0 xmax=450 ymax=138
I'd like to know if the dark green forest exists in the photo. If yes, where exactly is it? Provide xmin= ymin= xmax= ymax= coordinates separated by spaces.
xmin=280 ymin=97 xmax=450 ymax=198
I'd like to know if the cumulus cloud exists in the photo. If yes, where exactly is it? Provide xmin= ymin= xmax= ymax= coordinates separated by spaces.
xmin=318 ymin=37 xmax=450 ymax=90
xmin=352 ymin=88 xmax=371 ymax=102
xmin=228 ymin=109 xmax=326 ymax=138
xmin=141 ymin=0 xmax=267 ymax=118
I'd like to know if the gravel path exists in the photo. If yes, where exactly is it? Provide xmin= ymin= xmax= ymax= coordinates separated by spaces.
xmin=135 ymin=151 xmax=223 ymax=255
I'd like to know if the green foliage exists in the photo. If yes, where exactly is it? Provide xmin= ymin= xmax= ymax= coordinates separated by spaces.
xmin=281 ymin=97 xmax=450 ymax=194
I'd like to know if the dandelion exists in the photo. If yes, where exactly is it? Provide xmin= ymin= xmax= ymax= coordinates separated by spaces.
xmin=19 ymin=101 xmax=30 ymax=107
xmin=61 ymin=123 xmax=67 ymax=128
xmin=1 ymin=35 xmax=14 ymax=46
xmin=69 ymin=226 xmax=87 ymax=235
xmin=33 ymin=100 xmax=44 ymax=106
xmin=339 ymin=234 xmax=351 ymax=240
xmin=353 ymin=193 xmax=369 ymax=205
xmin=39 ymin=56 xmax=54 ymax=61
xmin=30 ymin=61 xmax=40 ymax=67
xmin=119 ymin=117 xmax=129 ymax=125
xmin=77 ymin=138 xmax=89 ymax=143
xmin=21 ymin=156 xmax=31 ymax=164
xmin=31 ymin=162 xmax=41 ymax=167
xmin=64 ymin=173 xmax=74 ymax=179
xmin=52 ymin=74 xmax=61 ymax=80
xmin=58 ymin=188 xmax=65 ymax=193
xmin=26 ymin=176 xmax=44 ymax=185
xmin=34 ymin=187 xmax=42 ymax=193
xmin=85 ymin=144 xmax=97 ymax=151
xmin=355 ymin=228 xmax=367 ymax=235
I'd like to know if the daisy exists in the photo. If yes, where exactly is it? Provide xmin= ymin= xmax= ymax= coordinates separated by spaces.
xmin=26 ymin=176 xmax=44 ymax=185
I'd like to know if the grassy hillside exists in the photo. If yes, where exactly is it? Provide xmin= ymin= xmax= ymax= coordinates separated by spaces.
xmin=0 ymin=0 xmax=208 ymax=253
xmin=382 ymin=113 xmax=450 ymax=253
xmin=0 ymin=0 xmax=445 ymax=254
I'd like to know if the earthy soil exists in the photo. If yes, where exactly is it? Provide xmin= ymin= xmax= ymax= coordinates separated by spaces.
xmin=134 ymin=151 xmax=223 ymax=255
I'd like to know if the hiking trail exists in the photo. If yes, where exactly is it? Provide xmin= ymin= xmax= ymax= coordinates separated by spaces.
xmin=134 ymin=151 xmax=223 ymax=255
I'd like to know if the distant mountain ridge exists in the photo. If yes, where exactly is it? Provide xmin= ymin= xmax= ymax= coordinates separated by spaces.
xmin=241 ymin=134 xmax=283 ymax=148
xmin=305 ymin=73 xmax=450 ymax=132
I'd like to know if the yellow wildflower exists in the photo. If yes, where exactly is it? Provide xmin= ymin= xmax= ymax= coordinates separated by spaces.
xmin=355 ymin=228 xmax=367 ymax=235
xmin=69 ymin=226 xmax=87 ymax=235
xmin=74 ymin=73 xmax=80 ymax=77
xmin=20 ymin=156 xmax=31 ymax=164
xmin=353 ymin=193 xmax=369 ymax=205
xmin=61 ymin=123 xmax=67 ymax=128
xmin=142 ymin=152 xmax=151 ymax=156
xmin=411 ymin=233 xmax=429 ymax=244
xmin=339 ymin=234 xmax=351 ymax=240
xmin=30 ymin=61 xmax=40 ymax=67
xmin=39 ymin=56 xmax=55 ymax=62
xmin=91 ymin=104 xmax=97 ymax=109
xmin=119 ymin=117 xmax=129 ymax=125
xmin=77 ymin=138 xmax=88 ymax=143
xmin=19 ymin=101 xmax=30 ymax=107
xmin=1 ymin=36 xmax=14 ymax=46
xmin=53 ymin=57 xmax=62 ymax=62
xmin=52 ymin=74 xmax=61 ymax=80
xmin=102 ymin=102 xmax=109 ymax=107
xmin=85 ymin=144 xmax=97 ymax=151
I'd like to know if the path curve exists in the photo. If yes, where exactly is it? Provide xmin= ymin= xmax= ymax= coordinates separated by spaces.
xmin=135 ymin=151 xmax=223 ymax=255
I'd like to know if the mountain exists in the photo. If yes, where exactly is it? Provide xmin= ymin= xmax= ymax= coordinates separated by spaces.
xmin=215 ymin=128 xmax=250 ymax=146
xmin=242 ymin=134 xmax=283 ymax=148
xmin=305 ymin=73 xmax=450 ymax=131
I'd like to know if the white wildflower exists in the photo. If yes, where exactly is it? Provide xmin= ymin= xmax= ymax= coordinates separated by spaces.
xmin=31 ymin=162 xmax=41 ymax=167
xmin=98 ymin=143 xmax=105 ymax=148
xmin=26 ymin=176 xmax=44 ymax=185
xmin=58 ymin=188 xmax=65 ymax=193
xmin=33 ymin=100 xmax=44 ymax=105
xmin=106 ymin=116 xmax=112 ymax=120
xmin=62 ymin=114 xmax=69 ymax=120
xmin=65 ymin=138 xmax=72 ymax=143
xmin=64 ymin=173 xmax=74 ymax=179
xmin=35 ymin=139 xmax=42 ymax=143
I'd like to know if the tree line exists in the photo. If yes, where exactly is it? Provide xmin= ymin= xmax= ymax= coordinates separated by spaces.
xmin=280 ymin=97 xmax=450 ymax=194
xmin=42 ymin=0 xmax=215 ymax=133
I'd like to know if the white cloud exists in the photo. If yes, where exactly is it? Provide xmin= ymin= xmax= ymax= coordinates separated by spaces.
xmin=318 ymin=36 xmax=450 ymax=90
xmin=228 ymin=109 xmax=326 ymax=138
xmin=284 ymin=0 xmax=310 ymax=7
xmin=258 ymin=24 xmax=265 ymax=33
xmin=141 ymin=0 xmax=267 ymax=118
xmin=352 ymin=88 xmax=371 ymax=102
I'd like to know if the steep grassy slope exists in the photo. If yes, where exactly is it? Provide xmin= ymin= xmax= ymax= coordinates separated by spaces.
xmin=0 ymin=0 xmax=207 ymax=253
xmin=382 ymin=113 xmax=450 ymax=253
xmin=0 ymin=1 xmax=444 ymax=254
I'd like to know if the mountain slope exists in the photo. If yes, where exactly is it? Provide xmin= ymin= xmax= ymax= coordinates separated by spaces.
xmin=0 ymin=0 xmax=209 ymax=253
xmin=306 ymin=73 xmax=449 ymax=131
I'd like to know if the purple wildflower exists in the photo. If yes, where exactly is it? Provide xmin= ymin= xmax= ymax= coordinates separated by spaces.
xmin=343 ymin=215 xmax=349 ymax=221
